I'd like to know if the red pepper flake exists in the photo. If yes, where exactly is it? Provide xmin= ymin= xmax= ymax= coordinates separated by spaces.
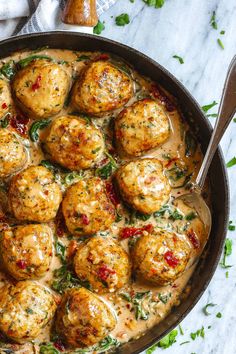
xmin=94 ymin=53 xmax=110 ymax=61
xmin=81 ymin=214 xmax=89 ymax=225
xmin=187 ymin=229 xmax=200 ymax=249
xmin=105 ymin=181 xmax=120 ymax=207
xmin=151 ymin=84 xmax=176 ymax=112
xmin=1 ymin=103 xmax=7 ymax=109
xmin=10 ymin=114 xmax=29 ymax=136
xmin=120 ymin=224 xmax=153 ymax=239
xmin=32 ymin=75 xmax=42 ymax=91
xmin=97 ymin=264 xmax=115 ymax=282
xmin=164 ymin=251 xmax=179 ymax=268
xmin=54 ymin=339 xmax=65 ymax=352
xmin=16 ymin=260 xmax=27 ymax=269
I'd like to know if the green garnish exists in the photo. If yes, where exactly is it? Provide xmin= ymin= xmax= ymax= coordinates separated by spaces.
xmin=76 ymin=55 xmax=91 ymax=62
xmin=185 ymin=211 xmax=197 ymax=220
xmin=29 ymin=119 xmax=51 ymax=142
xmin=216 ymin=312 xmax=222 ymax=318
xmin=158 ymin=293 xmax=170 ymax=304
xmin=226 ymin=157 xmax=236 ymax=168
xmin=217 ymin=38 xmax=224 ymax=49
xmin=121 ymin=291 xmax=152 ymax=321
xmin=115 ymin=13 xmax=130 ymax=26
xmin=0 ymin=60 xmax=16 ymax=80
xmin=210 ymin=11 xmax=218 ymax=29
xmin=93 ymin=20 xmax=105 ymax=35
xmin=55 ymin=240 xmax=66 ymax=264
xmin=190 ymin=326 xmax=205 ymax=340
xmin=64 ymin=171 xmax=83 ymax=186
xmin=95 ymin=151 xmax=117 ymax=179
xmin=39 ymin=343 xmax=59 ymax=354
xmin=0 ymin=112 xmax=11 ymax=128
xmin=220 ymin=238 xmax=233 ymax=269
xmin=202 ymin=101 xmax=218 ymax=113
xmin=206 ymin=113 xmax=218 ymax=118
xmin=228 ymin=221 xmax=235 ymax=231
xmin=17 ymin=55 xmax=52 ymax=68
xmin=179 ymin=324 xmax=184 ymax=335
xmin=158 ymin=329 xmax=178 ymax=348
xmin=143 ymin=0 xmax=165 ymax=8
xmin=173 ymin=55 xmax=184 ymax=64
xmin=203 ymin=303 xmax=216 ymax=316
xmin=52 ymin=265 xmax=83 ymax=294
xmin=220 ymin=30 xmax=225 ymax=35
xmin=185 ymin=130 xmax=197 ymax=157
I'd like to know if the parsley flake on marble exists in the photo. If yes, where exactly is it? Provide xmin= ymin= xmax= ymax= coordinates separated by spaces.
xmin=210 ymin=11 xmax=218 ymax=29
xmin=115 ymin=13 xmax=130 ymax=26
xmin=190 ymin=326 xmax=205 ymax=340
xmin=143 ymin=0 xmax=165 ymax=8
xmin=202 ymin=101 xmax=218 ymax=113
xmin=220 ymin=238 xmax=233 ymax=268
xmin=146 ymin=329 xmax=178 ymax=352
xmin=226 ymin=157 xmax=236 ymax=168
xmin=217 ymin=38 xmax=224 ymax=49
xmin=216 ymin=312 xmax=222 ymax=318
xmin=93 ymin=20 xmax=105 ymax=35
xmin=228 ymin=221 xmax=236 ymax=231
xmin=203 ymin=303 xmax=216 ymax=316
xmin=173 ymin=55 xmax=184 ymax=64
xmin=220 ymin=30 xmax=225 ymax=35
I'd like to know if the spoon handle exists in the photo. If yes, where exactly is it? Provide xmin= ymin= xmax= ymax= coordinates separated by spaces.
xmin=195 ymin=56 xmax=236 ymax=190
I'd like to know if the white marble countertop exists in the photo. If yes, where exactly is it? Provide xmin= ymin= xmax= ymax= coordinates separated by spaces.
xmin=98 ymin=1 xmax=236 ymax=353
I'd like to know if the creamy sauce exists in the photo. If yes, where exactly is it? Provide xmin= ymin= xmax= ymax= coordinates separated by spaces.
xmin=0 ymin=48 xmax=209 ymax=354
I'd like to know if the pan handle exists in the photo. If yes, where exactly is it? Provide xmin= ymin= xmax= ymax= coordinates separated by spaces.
xmin=62 ymin=0 xmax=98 ymax=27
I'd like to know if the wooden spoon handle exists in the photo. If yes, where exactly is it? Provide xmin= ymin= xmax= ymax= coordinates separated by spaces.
xmin=62 ymin=0 xmax=98 ymax=27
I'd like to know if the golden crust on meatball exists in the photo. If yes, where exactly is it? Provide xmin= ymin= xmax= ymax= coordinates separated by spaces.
xmin=0 ymin=129 xmax=28 ymax=178
xmin=116 ymin=158 xmax=171 ymax=214
xmin=56 ymin=287 xmax=116 ymax=348
xmin=45 ymin=115 xmax=105 ymax=170
xmin=72 ymin=60 xmax=133 ymax=116
xmin=0 ymin=224 xmax=53 ymax=280
xmin=115 ymin=98 xmax=170 ymax=156
xmin=132 ymin=229 xmax=191 ymax=285
xmin=9 ymin=165 xmax=62 ymax=222
xmin=0 ymin=281 xmax=56 ymax=343
xmin=12 ymin=59 xmax=70 ymax=119
xmin=74 ymin=236 xmax=131 ymax=293
xmin=62 ymin=177 xmax=116 ymax=236
xmin=0 ymin=78 xmax=12 ymax=118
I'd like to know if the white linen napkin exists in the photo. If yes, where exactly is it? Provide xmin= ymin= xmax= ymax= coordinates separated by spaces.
xmin=0 ymin=0 xmax=116 ymax=39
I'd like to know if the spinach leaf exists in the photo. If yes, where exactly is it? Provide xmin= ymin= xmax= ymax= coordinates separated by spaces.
xmin=39 ymin=343 xmax=59 ymax=354
xmin=0 ymin=60 xmax=16 ymax=80
xmin=18 ymin=55 xmax=52 ymax=68
xmin=29 ymin=119 xmax=51 ymax=142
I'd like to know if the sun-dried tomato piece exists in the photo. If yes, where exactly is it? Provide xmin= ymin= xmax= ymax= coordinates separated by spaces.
xmin=32 ymin=75 xmax=42 ymax=91
xmin=97 ymin=264 xmax=115 ymax=282
xmin=164 ymin=251 xmax=179 ymax=268
xmin=187 ymin=229 xmax=200 ymax=249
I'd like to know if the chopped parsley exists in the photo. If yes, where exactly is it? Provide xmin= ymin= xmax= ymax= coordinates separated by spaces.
xmin=220 ymin=238 xmax=233 ymax=269
xmin=228 ymin=221 xmax=235 ymax=231
xmin=210 ymin=11 xmax=218 ymax=29
xmin=217 ymin=38 xmax=224 ymax=49
xmin=216 ymin=312 xmax=222 ymax=318
xmin=143 ymin=0 xmax=165 ymax=8
xmin=179 ymin=324 xmax=184 ymax=335
xmin=220 ymin=30 xmax=225 ymax=35
xmin=158 ymin=329 xmax=178 ymax=348
xmin=202 ymin=101 xmax=218 ymax=113
xmin=0 ymin=60 xmax=16 ymax=80
xmin=190 ymin=326 xmax=205 ymax=340
xmin=120 ymin=291 xmax=152 ymax=320
xmin=115 ymin=13 xmax=130 ymax=26
xmin=93 ymin=20 xmax=105 ymax=35
xmin=226 ymin=157 xmax=236 ymax=168
xmin=173 ymin=55 xmax=184 ymax=64
xmin=158 ymin=293 xmax=171 ymax=304
xmin=55 ymin=240 xmax=66 ymax=264
xmin=203 ymin=303 xmax=216 ymax=316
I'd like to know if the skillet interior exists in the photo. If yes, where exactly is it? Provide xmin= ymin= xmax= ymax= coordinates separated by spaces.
xmin=0 ymin=32 xmax=229 ymax=353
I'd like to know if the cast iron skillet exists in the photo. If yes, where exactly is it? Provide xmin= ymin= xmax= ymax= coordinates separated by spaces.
xmin=0 ymin=32 xmax=230 ymax=354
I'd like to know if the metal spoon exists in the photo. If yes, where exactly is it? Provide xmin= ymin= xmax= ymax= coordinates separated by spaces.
xmin=175 ymin=56 xmax=236 ymax=249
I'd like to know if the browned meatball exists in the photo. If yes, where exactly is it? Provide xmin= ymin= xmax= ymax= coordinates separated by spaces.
xmin=9 ymin=165 xmax=62 ymax=222
xmin=45 ymin=115 xmax=105 ymax=170
xmin=72 ymin=60 xmax=133 ymax=116
xmin=12 ymin=59 xmax=70 ymax=119
xmin=0 ymin=281 xmax=56 ymax=343
xmin=0 ymin=224 xmax=53 ymax=280
xmin=74 ymin=236 xmax=131 ymax=293
xmin=132 ymin=229 xmax=191 ymax=285
xmin=0 ymin=129 xmax=28 ymax=178
xmin=56 ymin=287 xmax=116 ymax=348
xmin=116 ymin=158 xmax=171 ymax=214
xmin=115 ymin=98 xmax=170 ymax=156
xmin=62 ymin=177 xmax=116 ymax=236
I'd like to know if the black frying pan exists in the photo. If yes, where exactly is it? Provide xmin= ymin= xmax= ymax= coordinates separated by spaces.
xmin=0 ymin=32 xmax=229 ymax=354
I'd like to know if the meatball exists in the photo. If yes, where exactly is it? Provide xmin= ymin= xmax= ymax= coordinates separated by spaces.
xmin=0 ymin=78 xmax=12 ymax=118
xmin=0 ymin=224 xmax=53 ymax=280
xmin=9 ymin=165 xmax=62 ymax=222
xmin=0 ymin=281 xmax=56 ymax=343
xmin=56 ymin=287 xmax=116 ymax=348
xmin=72 ymin=60 xmax=133 ymax=116
xmin=115 ymin=98 xmax=170 ymax=156
xmin=132 ymin=229 xmax=191 ymax=285
xmin=62 ymin=177 xmax=115 ymax=236
xmin=0 ymin=129 xmax=28 ymax=178
xmin=74 ymin=236 xmax=131 ymax=293
xmin=116 ymin=158 xmax=171 ymax=214
xmin=12 ymin=59 xmax=70 ymax=119
xmin=45 ymin=115 xmax=105 ymax=170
